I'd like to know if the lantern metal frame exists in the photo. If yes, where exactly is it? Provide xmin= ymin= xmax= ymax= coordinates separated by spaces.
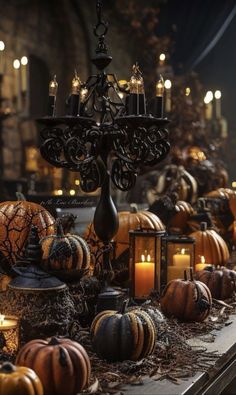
xmin=129 ymin=229 xmax=165 ymax=299
xmin=38 ymin=0 xmax=170 ymax=284
xmin=161 ymin=235 xmax=195 ymax=285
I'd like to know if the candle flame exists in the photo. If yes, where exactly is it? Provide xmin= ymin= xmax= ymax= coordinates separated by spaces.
xmin=201 ymin=256 xmax=205 ymax=264
xmin=0 ymin=314 xmax=5 ymax=325
xmin=181 ymin=248 xmax=185 ymax=254
xmin=141 ymin=253 xmax=151 ymax=262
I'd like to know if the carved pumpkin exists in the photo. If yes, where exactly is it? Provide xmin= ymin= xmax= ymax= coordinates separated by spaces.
xmin=195 ymin=267 xmax=236 ymax=300
xmin=0 ymin=362 xmax=43 ymax=395
xmin=16 ymin=337 xmax=91 ymax=395
xmin=190 ymin=222 xmax=229 ymax=266
xmin=160 ymin=270 xmax=212 ymax=322
xmin=41 ymin=223 xmax=90 ymax=281
xmin=169 ymin=200 xmax=194 ymax=232
xmin=85 ymin=205 xmax=165 ymax=262
xmin=91 ymin=302 xmax=156 ymax=362
xmin=0 ymin=194 xmax=55 ymax=265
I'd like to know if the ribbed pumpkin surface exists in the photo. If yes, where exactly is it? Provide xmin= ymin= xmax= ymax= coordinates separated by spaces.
xmin=195 ymin=268 xmax=236 ymax=300
xmin=0 ymin=363 xmax=43 ymax=395
xmin=16 ymin=338 xmax=91 ymax=395
xmin=0 ymin=200 xmax=55 ymax=265
xmin=41 ymin=232 xmax=90 ymax=280
xmin=206 ymin=188 xmax=236 ymax=199
xmin=190 ymin=228 xmax=229 ymax=266
xmin=169 ymin=201 xmax=194 ymax=231
xmin=161 ymin=279 xmax=212 ymax=322
xmin=91 ymin=309 xmax=156 ymax=362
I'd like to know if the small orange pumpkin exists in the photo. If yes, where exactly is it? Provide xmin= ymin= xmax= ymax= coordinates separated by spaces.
xmin=0 ymin=194 xmax=55 ymax=265
xmin=41 ymin=223 xmax=90 ymax=280
xmin=16 ymin=337 xmax=91 ymax=395
xmin=0 ymin=362 xmax=43 ymax=395
xmin=195 ymin=267 xmax=236 ymax=300
xmin=190 ymin=222 xmax=229 ymax=266
xmin=160 ymin=270 xmax=212 ymax=322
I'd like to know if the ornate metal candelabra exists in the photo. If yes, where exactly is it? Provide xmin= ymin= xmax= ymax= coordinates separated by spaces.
xmin=39 ymin=0 xmax=170 ymax=288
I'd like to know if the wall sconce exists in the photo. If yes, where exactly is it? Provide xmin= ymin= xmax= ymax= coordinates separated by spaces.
xmin=162 ymin=236 xmax=195 ymax=284
xmin=0 ymin=314 xmax=19 ymax=354
xmin=129 ymin=229 xmax=165 ymax=299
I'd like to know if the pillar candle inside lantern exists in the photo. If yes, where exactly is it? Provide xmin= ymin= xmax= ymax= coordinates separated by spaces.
xmin=135 ymin=253 xmax=155 ymax=298
xmin=195 ymin=256 xmax=210 ymax=272
xmin=167 ymin=248 xmax=190 ymax=282
xmin=0 ymin=314 xmax=19 ymax=354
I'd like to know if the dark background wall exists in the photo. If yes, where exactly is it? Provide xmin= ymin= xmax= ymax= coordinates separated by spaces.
xmin=0 ymin=0 xmax=235 ymax=184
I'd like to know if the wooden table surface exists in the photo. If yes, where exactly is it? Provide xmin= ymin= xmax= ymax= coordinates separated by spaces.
xmin=123 ymin=315 xmax=236 ymax=395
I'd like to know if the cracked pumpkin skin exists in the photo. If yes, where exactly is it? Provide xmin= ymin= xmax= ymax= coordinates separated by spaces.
xmin=0 ymin=200 xmax=55 ymax=265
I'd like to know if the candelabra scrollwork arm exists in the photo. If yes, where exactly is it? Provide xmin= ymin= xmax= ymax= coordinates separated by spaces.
xmin=111 ymin=159 xmax=137 ymax=191
xmin=40 ymin=127 xmax=68 ymax=168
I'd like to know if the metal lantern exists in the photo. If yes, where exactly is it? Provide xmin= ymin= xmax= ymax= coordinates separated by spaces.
xmin=161 ymin=235 xmax=195 ymax=284
xmin=129 ymin=229 xmax=165 ymax=299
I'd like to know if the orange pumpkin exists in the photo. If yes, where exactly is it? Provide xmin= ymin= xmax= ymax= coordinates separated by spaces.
xmin=169 ymin=200 xmax=194 ymax=232
xmin=0 ymin=195 xmax=55 ymax=265
xmin=206 ymin=188 xmax=236 ymax=199
xmin=190 ymin=222 xmax=229 ymax=266
xmin=85 ymin=205 xmax=165 ymax=263
xmin=160 ymin=271 xmax=212 ymax=322
xmin=41 ymin=223 xmax=90 ymax=281
xmin=195 ymin=267 xmax=236 ymax=300
xmin=16 ymin=337 xmax=91 ymax=395
xmin=0 ymin=362 xmax=43 ymax=395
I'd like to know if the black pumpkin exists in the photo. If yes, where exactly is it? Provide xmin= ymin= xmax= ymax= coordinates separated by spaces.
xmin=91 ymin=302 xmax=156 ymax=362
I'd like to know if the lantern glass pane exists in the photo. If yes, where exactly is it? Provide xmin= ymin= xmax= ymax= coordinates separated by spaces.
xmin=134 ymin=234 xmax=155 ymax=298
xmin=167 ymin=241 xmax=194 ymax=282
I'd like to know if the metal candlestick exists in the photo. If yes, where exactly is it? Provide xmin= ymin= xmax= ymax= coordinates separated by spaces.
xmin=38 ymin=0 xmax=170 ymax=299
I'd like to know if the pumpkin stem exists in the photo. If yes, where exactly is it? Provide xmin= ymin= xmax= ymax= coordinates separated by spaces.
xmin=48 ymin=337 xmax=60 ymax=346
xmin=189 ymin=268 xmax=194 ymax=281
xmin=130 ymin=203 xmax=138 ymax=213
xmin=55 ymin=220 xmax=65 ymax=237
xmin=184 ymin=270 xmax=188 ymax=281
xmin=16 ymin=192 xmax=26 ymax=201
xmin=200 ymin=222 xmax=207 ymax=231
xmin=120 ymin=299 xmax=129 ymax=314
xmin=0 ymin=362 xmax=16 ymax=373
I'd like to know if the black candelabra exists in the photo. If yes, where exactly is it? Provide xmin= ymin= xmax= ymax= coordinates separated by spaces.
xmin=39 ymin=0 xmax=170 ymax=295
